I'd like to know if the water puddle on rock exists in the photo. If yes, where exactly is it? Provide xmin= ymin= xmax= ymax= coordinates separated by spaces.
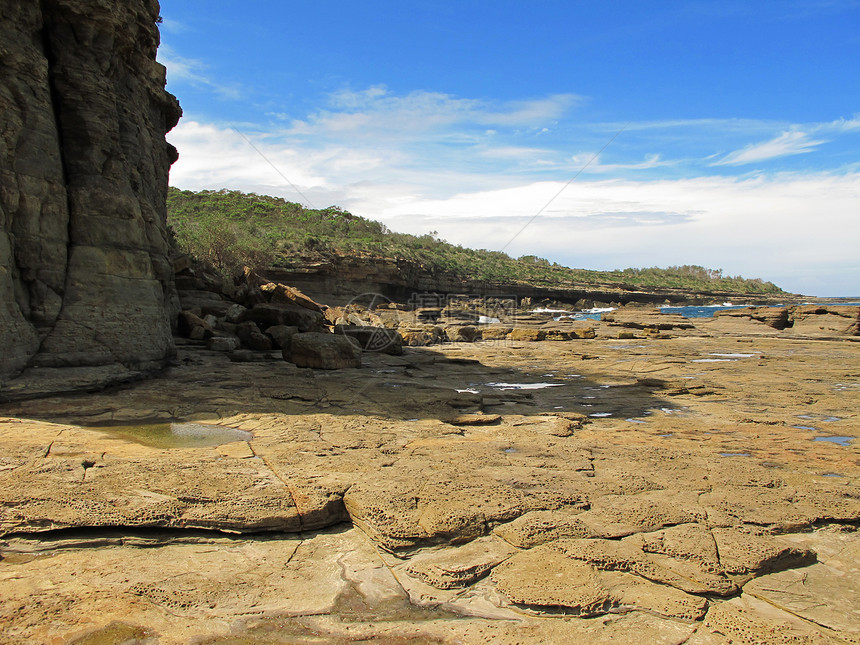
xmin=813 ymin=436 xmax=854 ymax=447
xmin=720 ymin=452 xmax=752 ymax=457
xmin=792 ymin=425 xmax=818 ymax=431
xmin=484 ymin=382 xmax=564 ymax=390
xmin=709 ymin=353 xmax=758 ymax=358
xmin=589 ymin=412 xmax=613 ymax=418
xmin=88 ymin=422 xmax=252 ymax=449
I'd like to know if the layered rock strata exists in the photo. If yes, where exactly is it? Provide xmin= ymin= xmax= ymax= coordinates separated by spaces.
xmin=0 ymin=0 xmax=180 ymax=388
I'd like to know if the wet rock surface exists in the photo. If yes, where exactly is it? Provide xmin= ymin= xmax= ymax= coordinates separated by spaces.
xmin=1 ymin=326 xmax=859 ymax=643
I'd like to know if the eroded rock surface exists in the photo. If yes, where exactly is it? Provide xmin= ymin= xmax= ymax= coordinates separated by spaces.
xmin=0 ymin=0 xmax=180 ymax=391
xmin=1 ymin=329 xmax=859 ymax=643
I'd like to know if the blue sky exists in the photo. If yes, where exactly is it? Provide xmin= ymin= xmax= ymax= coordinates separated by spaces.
xmin=158 ymin=0 xmax=860 ymax=296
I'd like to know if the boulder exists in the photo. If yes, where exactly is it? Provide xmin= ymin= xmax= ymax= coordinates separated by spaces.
xmin=207 ymin=336 xmax=241 ymax=352
xmin=261 ymin=282 xmax=324 ymax=314
xmin=509 ymin=328 xmax=545 ymax=342
xmin=265 ymin=325 xmax=300 ymax=350
xmin=224 ymin=303 xmax=247 ymax=324
xmin=334 ymin=325 xmax=403 ymax=355
xmin=239 ymin=302 xmax=325 ymax=332
xmin=446 ymin=325 xmax=480 ymax=342
xmin=399 ymin=325 xmax=447 ymax=346
xmin=481 ymin=326 xmax=513 ymax=340
xmin=288 ymin=332 xmax=362 ymax=369
xmin=177 ymin=311 xmax=213 ymax=339
xmin=235 ymin=321 xmax=271 ymax=351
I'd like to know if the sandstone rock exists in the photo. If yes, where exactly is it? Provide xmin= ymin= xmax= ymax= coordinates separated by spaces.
xmin=1 ymin=324 xmax=859 ymax=642
xmin=265 ymin=325 xmax=299 ymax=350
xmin=449 ymin=413 xmax=502 ymax=426
xmin=324 ymin=306 xmax=345 ymax=324
xmin=446 ymin=325 xmax=480 ymax=342
xmin=494 ymin=509 xmax=595 ymax=548
xmin=491 ymin=549 xmax=619 ymax=616
xmin=741 ymin=529 xmax=860 ymax=638
xmin=289 ymin=332 xmax=361 ymax=369
xmin=400 ymin=325 xmax=446 ymax=346
xmin=403 ymin=536 xmax=517 ymax=589
xmin=713 ymin=306 xmax=789 ymax=329
xmin=509 ymin=328 xmax=546 ymax=342
xmin=0 ymin=0 xmax=180 ymax=390
xmin=347 ymin=312 xmax=368 ymax=326
xmin=602 ymin=309 xmax=696 ymax=330
xmin=224 ymin=303 xmax=247 ymax=324
xmin=334 ymin=325 xmax=403 ymax=355
xmin=229 ymin=349 xmax=273 ymax=362
xmin=240 ymin=302 xmax=325 ymax=332
xmin=572 ymin=326 xmax=596 ymax=339
xmin=543 ymin=329 xmax=573 ymax=341
xmin=207 ymin=336 xmax=241 ymax=352
xmin=232 ymin=321 xmax=272 ymax=351
xmin=246 ymin=332 xmax=273 ymax=351
xmin=261 ymin=282 xmax=324 ymax=314
xmin=711 ymin=526 xmax=815 ymax=580
xmin=790 ymin=305 xmax=860 ymax=336
xmin=177 ymin=311 xmax=213 ymax=339
xmin=481 ymin=326 xmax=513 ymax=340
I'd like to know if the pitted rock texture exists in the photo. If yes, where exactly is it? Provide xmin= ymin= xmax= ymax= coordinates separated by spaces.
xmin=1 ymin=331 xmax=859 ymax=642
xmin=0 ymin=0 xmax=180 ymax=389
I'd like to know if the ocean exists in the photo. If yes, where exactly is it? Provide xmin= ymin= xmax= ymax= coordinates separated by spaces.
xmin=535 ymin=302 xmax=860 ymax=321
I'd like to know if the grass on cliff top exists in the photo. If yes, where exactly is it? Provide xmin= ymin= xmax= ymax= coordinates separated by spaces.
xmin=167 ymin=187 xmax=785 ymax=295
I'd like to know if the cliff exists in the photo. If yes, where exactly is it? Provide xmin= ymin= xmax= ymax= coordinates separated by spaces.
xmin=0 ymin=0 xmax=180 ymax=390
xmin=260 ymin=254 xmax=797 ymax=309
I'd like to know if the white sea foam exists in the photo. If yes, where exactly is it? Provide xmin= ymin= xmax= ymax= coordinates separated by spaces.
xmin=532 ymin=307 xmax=570 ymax=313
xmin=583 ymin=307 xmax=616 ymax=314
xmin=478 ymin=315 xmax=501 ymax=324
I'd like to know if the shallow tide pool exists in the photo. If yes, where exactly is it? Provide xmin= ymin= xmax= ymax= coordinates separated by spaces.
xmin=89 ymin=422 xmax=252 ymax=449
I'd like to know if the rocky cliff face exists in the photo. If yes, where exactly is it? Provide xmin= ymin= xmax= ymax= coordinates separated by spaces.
xmin=0 ymin=0 xmax=180 ymax=388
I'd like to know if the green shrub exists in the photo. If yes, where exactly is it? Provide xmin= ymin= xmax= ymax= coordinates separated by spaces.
xmin=166 ymin=187 xmax=785 ymax=295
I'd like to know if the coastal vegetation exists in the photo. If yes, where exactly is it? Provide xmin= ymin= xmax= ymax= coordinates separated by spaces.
xmin=167 ymin=188 xmax=785 ymax=294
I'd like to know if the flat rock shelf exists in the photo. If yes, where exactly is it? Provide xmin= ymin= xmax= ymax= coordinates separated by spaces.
xmin=1 ymin=330 xmax=858 ymax=644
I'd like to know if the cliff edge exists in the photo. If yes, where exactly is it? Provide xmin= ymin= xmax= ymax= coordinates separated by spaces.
xmin=0 ymin=0 xmax=180 ymax=393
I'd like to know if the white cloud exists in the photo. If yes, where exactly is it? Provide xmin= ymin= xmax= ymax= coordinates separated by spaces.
xmin=166 ymin=98 xmax=860 ymax=297
xmin=570 ymin=153 xmax=675 ymax=173
xmin=159 ymin=17 xmax=189 ymax=34
xmin=371 ymin=173 xmax=860 ymax=296
xmin=285 ymin=87 xmax=581 ymax=139
xmin=712 ymin=130 xmax=828 ymax=166
xmin=157 ymin=46 xmax=242 ymax=100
